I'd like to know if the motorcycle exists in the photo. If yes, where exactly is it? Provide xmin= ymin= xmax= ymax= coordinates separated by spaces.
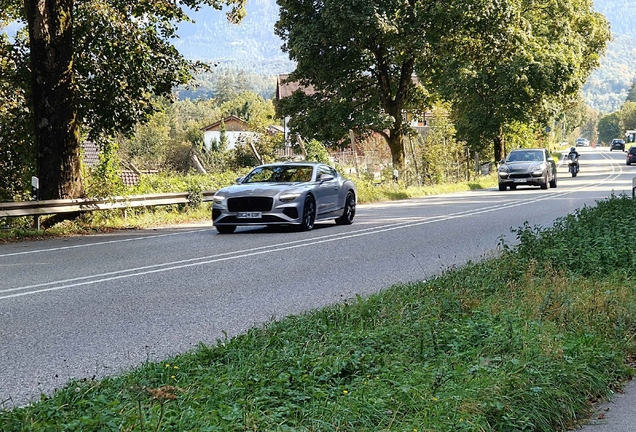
xmin=567 ymin=153 xmax=579 ymax=177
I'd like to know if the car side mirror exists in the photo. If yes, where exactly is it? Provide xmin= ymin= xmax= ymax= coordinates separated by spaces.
xmin=499 ymin=159 xmax=505 ymax=164
xmin=235 ymin=176 xmax=245 ymax=184
xmin=319 ymin=174 xmax=334 ymax=182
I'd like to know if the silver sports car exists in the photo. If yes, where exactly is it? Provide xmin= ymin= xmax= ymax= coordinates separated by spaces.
xmin=211 ymin=162 xmax=357 ymax=233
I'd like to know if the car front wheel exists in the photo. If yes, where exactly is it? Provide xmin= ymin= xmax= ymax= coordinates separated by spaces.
xmin=336 ymin=191 xmax=356 ymax=225
xmin=299 ymin=195 xmax=316 ymax=231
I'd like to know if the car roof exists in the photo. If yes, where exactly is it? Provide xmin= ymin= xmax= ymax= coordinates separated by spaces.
xmin=509 ymin=148 xmax=545 ymax=152
xmin=257 ymin=161 xmax=324 ymax=167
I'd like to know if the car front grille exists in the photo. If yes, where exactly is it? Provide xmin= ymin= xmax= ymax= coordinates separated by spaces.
xmin=227 ymin=197 xmax=273 ymax=212
xmin=509 ymin=173 xmax=533 ymax=179
xmin=220 ymin=215 xmax=287 ymax=224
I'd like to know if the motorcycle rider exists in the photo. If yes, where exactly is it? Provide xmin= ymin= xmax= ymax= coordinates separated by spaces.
xmin=567 ymin=146 xmax=580 ymax=173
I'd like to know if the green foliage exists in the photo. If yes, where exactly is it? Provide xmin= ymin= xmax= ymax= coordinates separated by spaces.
xmin=220 ymin=91 xmax=276 ymax=129
xmin=219 ymin=118 xmax=228 ymax=151
xmin=0 ymin=0 xmax=247 ymax=199
xmin=275 ymin=0 xmax=442 ymax=168
xmin=303 ymin=139 xmax=330 ymax=164
xmin=0 ymin=23 xmax=35 ymax=200
xmin=619 ymin=101 xmax=636 ymax=131
xmin=3 ymin=196 xmax=636 ymax=430
xmin=597 ymin=112 xmax=621 ymax=144
xmin=436 ymin=0 xmax=611 ymax=161
xmin=82 ymin=140 xmax=125 ymax=199
xmin=626 ymin=80 xmax=636 ymax=104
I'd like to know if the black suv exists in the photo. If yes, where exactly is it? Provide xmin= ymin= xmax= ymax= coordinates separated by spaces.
xmin=627 ymin=147 xmax=636 ymax=165
xmin=611 ymin=139 xmax=625 ymax=151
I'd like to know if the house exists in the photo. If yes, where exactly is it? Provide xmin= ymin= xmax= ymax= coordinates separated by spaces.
xmin=200 ymin=115 xmax=258 ymax=151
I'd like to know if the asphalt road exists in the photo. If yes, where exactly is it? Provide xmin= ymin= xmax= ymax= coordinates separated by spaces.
xmin=1 ymin=147 xmax=634 ymax=430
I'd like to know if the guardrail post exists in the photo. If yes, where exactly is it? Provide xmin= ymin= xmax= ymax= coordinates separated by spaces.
xmin=633 ymin=177 xmax=636 ymax=198
xmin=31 ymin=176 xmax=40 ymax=230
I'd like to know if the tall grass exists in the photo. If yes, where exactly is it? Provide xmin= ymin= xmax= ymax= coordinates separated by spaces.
xmin=2 ymin=196 xmax=636 ymax=430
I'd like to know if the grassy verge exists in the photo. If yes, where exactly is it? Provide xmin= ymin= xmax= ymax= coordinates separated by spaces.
xmin=0 ymin=173 xmax=498 ymax=243
xmin=1 ymin=195 xmax=636 ymax=430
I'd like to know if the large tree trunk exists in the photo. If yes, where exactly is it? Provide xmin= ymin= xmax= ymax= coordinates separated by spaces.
xmin=25 ymin=0 xmax=83 ymax=200
xmin=493 ymin=128 xmax=505 ymax=162
xmin=387 ymin=127 xmax=405 ymax=170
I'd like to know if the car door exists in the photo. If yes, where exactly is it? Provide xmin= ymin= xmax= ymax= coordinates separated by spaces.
xmin=314 ymin=165 xmax=339 ymax=216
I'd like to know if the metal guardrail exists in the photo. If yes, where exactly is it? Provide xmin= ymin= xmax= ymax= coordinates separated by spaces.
xmin=0 ymin=191 xmax=217 ymax=218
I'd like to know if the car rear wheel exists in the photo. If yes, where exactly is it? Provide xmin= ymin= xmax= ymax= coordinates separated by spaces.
xmin=299 ymin=195 xmax=316 ymax=231
xmin=216 ymin=225 xmax=236 ymax=234
xmin=336 ymin=191 xmax=356 ymax=225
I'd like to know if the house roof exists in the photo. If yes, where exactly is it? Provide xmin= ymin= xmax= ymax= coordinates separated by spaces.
xmin=201 ymin=115 xmax=250 ymax=132
xmin=276 ymin=74 xmax=316 ymax=100
xmin=81 ymin=141 xmax=100 ymax=167
xmin=267 ymin=125 xmax=284 ymax=135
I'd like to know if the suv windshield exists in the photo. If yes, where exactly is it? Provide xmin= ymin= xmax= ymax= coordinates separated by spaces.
xmin=506 ymin=150 xmax=544 ymax=162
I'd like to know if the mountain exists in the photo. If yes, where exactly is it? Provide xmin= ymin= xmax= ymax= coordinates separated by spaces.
xmin=176 ymin=0 xmax=634 ymax=113
xmin=174 ymin=0 xmax=293 ymax=73
xmin=582 ymin=0 xmax=636 ymax=113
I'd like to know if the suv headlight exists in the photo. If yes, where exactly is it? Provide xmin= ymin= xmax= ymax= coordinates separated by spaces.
xmin=213 ymin=195 xmax=226 ymax=204
xmin=531 ymin=163 xmax=546 ymax=175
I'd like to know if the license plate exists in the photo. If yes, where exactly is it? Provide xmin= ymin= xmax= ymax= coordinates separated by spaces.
xmin=237 ymin=212 xmax=262 ymax=219
xmin=513 ymin=179 xmax=527 ymax=183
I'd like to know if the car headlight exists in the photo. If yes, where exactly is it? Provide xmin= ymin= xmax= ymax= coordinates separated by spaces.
xmin=498 ymin=165 xmax=509 ymax=173
xmin=531 ymin=163 xmax=546 ymax=175
xmin=213 ymin=195 xmax=226 ymax=204
xmin=279 ymin=193 xmax=301 ymax=202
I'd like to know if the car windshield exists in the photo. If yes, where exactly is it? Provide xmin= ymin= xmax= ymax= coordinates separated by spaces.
xmin=243 ymin=165 xmax=314 ymax=183
xmin=506 ymin=150 xmax=544 ymax=162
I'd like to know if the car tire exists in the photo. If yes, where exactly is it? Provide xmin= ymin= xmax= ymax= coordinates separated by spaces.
xmin=216 ymin=225 xmax=236 ymax=234
xmin=540 ymin=175 xmax=548 ymax=189
xmin=299 ymin=195 xmax=316 ymax=231
xmin=628 ymin=161 xmax=632 ymax=166
xmin=335 ymin=191 xmax=356 ymax=225
xmin=498 ymin=184 xmax=507 ymax=191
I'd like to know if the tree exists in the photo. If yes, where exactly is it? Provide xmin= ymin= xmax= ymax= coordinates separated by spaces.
xmin=431 ymin=0 xmax=611 ymax=161
xmin=275 ymin=0 xmax=449 ymax=169
xmin=1 ymin=0 xmax=246 ymax=200
xmin=619 ymin=101 xmax=636 ymax=131
xmin=597 ymin=112 xmax=621 ymax=145
xmin=625 ymin=80 xmax=636 ymax=104
xmin=0 ymin=26 xmax=34 ymax=201
xmin=220 ymin=91 xmax=276 ymax=128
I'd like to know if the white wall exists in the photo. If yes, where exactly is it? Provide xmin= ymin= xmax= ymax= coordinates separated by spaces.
xmin=203 ymin=131 xmax=259 ymax=151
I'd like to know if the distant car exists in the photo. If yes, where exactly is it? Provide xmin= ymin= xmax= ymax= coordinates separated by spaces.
xmin=211 ymin=162 xmax=357 ymax=233
xmin=611 ymin=139 xmax=626 ymax=151
xmin=627 ymin=147 xmax=636 ymax=165
xmin=497 ymin=148 xmax=557 ymax=191
xmin=576 ymin=138 xmax=589 ymax=147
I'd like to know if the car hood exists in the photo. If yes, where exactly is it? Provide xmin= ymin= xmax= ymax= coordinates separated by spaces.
xmin=216 ymin=182 xmax=308 ymax=197
xmin=501 ymin=161 xmax=544 ymax=172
